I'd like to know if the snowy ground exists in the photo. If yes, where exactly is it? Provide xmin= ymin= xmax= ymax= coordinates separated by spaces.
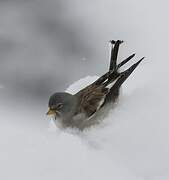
xmin=1 ymin=61 xmax=169 ymax=180
xmin=1 ymin=1 xmax=169 ymax=179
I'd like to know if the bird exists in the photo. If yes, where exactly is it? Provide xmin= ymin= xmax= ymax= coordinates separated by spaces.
xmin=46 ymin=40 xmax=144 ymax=130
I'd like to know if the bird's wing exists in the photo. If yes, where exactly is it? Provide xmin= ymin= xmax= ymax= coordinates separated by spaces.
xmin=75 ymin=84 xmax=108 ymax=117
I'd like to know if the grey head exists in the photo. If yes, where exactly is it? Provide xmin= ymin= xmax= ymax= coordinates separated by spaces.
xmin=47 ymin=92 xmax=78 ymax=122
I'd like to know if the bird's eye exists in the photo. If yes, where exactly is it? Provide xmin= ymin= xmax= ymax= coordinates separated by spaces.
xmin=57 ymin=103 xmax=63 ymax=109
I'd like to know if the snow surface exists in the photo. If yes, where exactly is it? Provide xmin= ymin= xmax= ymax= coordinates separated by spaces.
xmin=1 ymin=0 xmax=169 ymax=179
xmin=1 ymin=69 xmax=169 ymax=180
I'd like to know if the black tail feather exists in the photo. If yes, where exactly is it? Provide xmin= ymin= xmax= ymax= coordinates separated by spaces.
xmin=108 ymin=57 xmax=143 ymax=98
xmin=94 ymin=53 xmax=136 ymax=86
xmin=93 ymin=41 xmax=143 ymax=91
xmin=104 ymin=58 xmax=144 ymax=103
xmin=117 ymin=53 xmax=135 ymax=69
xmin=109 ymin=40 xmax=123 ymax=72
xmin=114 ymin=57 xmax=144 ymax=89
xmin=94 ymin=40 xmax=123 ymax=85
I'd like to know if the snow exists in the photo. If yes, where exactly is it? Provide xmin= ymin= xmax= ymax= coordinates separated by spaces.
xmin=0 ymin=105 xmax=137 ymax=180
xmin=1 ymin=0 xmax=169 ymax=179
xmin=1 ymin=65 xmax=169 ymax=180
xmin=66 ymin=75 xmax=98 ymax=94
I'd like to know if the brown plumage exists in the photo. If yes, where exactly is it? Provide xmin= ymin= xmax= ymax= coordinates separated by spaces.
xmin=47 ymin=40 xmax=144 ymax=130
xmin=75 ymin=84 xmax=108 ymax=117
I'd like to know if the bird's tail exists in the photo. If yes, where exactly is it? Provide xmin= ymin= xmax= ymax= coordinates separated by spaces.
xmin=105 ymin=57 xmax=143 ymax=103
xmin=94 ymin=40 xmax=144 ymax=103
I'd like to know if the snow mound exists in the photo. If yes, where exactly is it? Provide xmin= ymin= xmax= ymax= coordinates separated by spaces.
xmin=1 ymin=73 xmax=169 ymax=180
xmin=66 ymin=75 xmax=99 ymax=94
xmin=50 ymin=74 xmax=169 ymax=180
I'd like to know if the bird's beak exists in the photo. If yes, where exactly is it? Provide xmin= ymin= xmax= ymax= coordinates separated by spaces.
xmin=46 ymin=108 xmax=55 ymax=116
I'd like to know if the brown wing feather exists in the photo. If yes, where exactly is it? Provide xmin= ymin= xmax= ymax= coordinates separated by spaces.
xmin=75 ymin=84 xmax=108 ymax=117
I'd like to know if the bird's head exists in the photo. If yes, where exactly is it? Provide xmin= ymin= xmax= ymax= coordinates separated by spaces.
xmin=46 ymin=92 xmax=77 ymax=120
